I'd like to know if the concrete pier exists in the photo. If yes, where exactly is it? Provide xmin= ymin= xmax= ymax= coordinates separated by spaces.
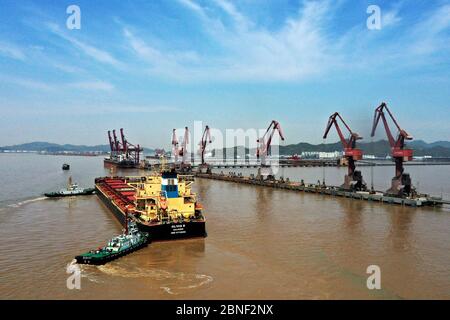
xmin=195 ymin=173 xmax=447 ymax=208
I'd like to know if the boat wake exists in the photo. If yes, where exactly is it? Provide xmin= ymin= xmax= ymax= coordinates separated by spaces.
xmin=97 ymin=264 xmax=213 ymax=295
xmin=7 ymin=196 xmax=47 ymax=208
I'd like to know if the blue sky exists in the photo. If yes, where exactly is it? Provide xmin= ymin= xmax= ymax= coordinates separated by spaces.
xmin=0 ymin=0 xmax=449 ymax=148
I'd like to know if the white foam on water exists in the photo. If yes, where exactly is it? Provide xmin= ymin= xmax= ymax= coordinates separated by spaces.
xmin=7 ymin=196 xmax=47 ymax=208
xmin=97 ymin=264 xmax=213 ymax=294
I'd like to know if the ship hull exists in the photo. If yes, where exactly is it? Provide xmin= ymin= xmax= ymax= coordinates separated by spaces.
xmin=103 ymin=158 xmax=136 ymax=168
xmin=95 ymin=185 xmax=207 ymax=241
xmin=75 ymin=240 xmax=149 ymax=265
xmin=44 ymin=189 xmax=95 ymax=198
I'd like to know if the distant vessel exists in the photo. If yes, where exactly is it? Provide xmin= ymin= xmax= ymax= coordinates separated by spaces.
xmin=103 ymin=156 xmax=137 ymax=168
xmin=75 ymin=220 xmax=149 ymax=265
xmin=62 ymin=163 xmax=70 ymax=170
xmin=104 ymin=128 xmax=142 ymax=168
xmin=45 ymin=176 xmax=95 ymax=198
xmin=95 ymin=170 xmax=207 ymax=241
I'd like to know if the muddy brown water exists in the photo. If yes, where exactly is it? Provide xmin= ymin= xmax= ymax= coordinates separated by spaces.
xmin=0 ymin=154 xmax=449 ymax=299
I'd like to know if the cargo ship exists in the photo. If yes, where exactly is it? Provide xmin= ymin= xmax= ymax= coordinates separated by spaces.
xmin=95 ymin=170 xmax=207 ymax=241
xmin=103 ymin=156 xmax=138 ymax=168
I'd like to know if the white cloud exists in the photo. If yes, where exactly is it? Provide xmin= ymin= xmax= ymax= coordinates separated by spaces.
xmin=128 ymin=0 xmax=336 ymax=81
xmin=47 ymin=22 xmax=122 ymax=68
xmin=0 ymin=42 xmax=26 ymax=61
xmin=67 ymin=81 xmax=114 ymax=91
xmin=408 ymin=4 xmax=450 ymax=55
xmin=0 ymin=76 xmax=53 ymax=90
xmin=382 ymin=9 xmax=402 ymax=28
xmin=52 ymin=63 xmax=85 ymax=74
xmin=123 ymin=27 xmax=201 ymax=80
xmin=0 ymin=75 xmax=114 ymax=92
xmin=123 ymin=1 xmax=450 ymax=82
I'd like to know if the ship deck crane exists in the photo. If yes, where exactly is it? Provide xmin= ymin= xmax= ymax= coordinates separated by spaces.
xmin=172 ymin=129 xmax=179 ymax=163
xmin=257 ymin=120 xmax=285 ymax=166
xmin=199 ymin=125 xmax=212 ymax=166
xmin=371 ymin=102 xmax=414 ymax=197
xmin=107 ymin=129 xmax=142 ymax=166
xmin=181 ymin=127 xmax=190 ymax=165
xmin=108 ymin=131 xmax=115 ymax=156
xmin=323 ymin=112 xmax=366 ymax=191
xmin=172 ymin=127 xmax=190 ymax=167
xmin=112 ymin=129 xmax=121 ymax=154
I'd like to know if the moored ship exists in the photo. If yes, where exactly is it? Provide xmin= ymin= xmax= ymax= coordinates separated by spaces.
xmin=95 ymin=170 xmax=207 ymax=241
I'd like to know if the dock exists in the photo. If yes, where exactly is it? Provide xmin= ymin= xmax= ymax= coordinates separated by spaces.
xmin=195 ymin=172 xmax=448 ymax=208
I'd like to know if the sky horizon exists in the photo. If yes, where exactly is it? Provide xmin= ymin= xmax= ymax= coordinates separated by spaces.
xmin=1 ymin=0 xmax=449 ymax=149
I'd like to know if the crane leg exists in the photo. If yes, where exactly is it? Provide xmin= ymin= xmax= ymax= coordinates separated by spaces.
xmin=342 ymin=157 xmax=366 ymax=191
xmin=387 ymin=157 xmax=413 ymax=197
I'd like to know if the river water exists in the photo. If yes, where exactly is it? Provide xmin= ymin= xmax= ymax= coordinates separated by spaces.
xmin=0 ymin=153 xmax=449 ymax=299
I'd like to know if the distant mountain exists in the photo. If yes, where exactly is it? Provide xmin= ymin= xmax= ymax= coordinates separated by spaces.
xmin=212 ymin=140 xmax=450 ymax=158
xmin=0 ymin=141 xmax=154 ymax=154
xmin=0 ymin=142 xmax=110 ymax=153
xmin=2 ymin=140 xmax=450 ymax=158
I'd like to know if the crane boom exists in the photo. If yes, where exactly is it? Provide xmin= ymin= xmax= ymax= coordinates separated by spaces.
xmin=323 ymin=112 xmax=363 ymax=159
xmin=371 ymin=102 xmax=413 ymax=149
xmin=112 ymin=130 xmax=120 ymax=153
xmin=120 ymin=128 xmax=127 ymax=154
xmin=257 ymin=120 xmax=285 ymax=160
xmin=181 ymin=127 xmax=190 ymax=164
xmin=172 ymin=129 xmax=179 ymax=163
xmin=199 ymin=125 xmax=212 ymax=165
xmin=108 ymin=131 xmax=115 ymax=153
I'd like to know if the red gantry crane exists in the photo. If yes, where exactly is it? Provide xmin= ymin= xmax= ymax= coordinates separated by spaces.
xmin=323 ymin=112 xmax=366 ymax=191
xmin=371 ymin=102 xmax=414 ymax=197
xmin=172 ymin=127 xmax=190 ymax=166
xmin=199 ymin=125 xmax=212 ymax=166
xmin=257 ymin=120 xmax=285 ymax=166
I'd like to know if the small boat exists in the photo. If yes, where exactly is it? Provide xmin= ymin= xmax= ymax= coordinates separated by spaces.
xmin=45 ymin=176 xmax=95 ymax=198
xmin=75 ymin=220 xmax=149 ymax=265
xmin=62 ymin=164 xmax=70 ymax=170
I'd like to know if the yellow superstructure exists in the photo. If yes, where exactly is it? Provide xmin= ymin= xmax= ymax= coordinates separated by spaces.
xmin=127 ymin=173 xmax=201 ymax=223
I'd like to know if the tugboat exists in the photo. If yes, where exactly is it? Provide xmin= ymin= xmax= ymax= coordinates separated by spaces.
xmin=62 ymin=163 xmax=70 ymax=170
xmin=95 ymin=169 xmax=207 ymax=241
xmin=75 ymin=220 xmax=149 ymax=265
xmin=45 ymin=176 xmax=95 ymax=198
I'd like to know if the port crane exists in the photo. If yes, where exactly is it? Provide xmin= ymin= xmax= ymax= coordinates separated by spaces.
xmin=107 ymin=129 xmax=142 ymax=166
xmin=199 ymin=125 xmax=212 ymax=166
xmin=181 ymin=127 xmax=190 ymax=165
xmin=257 ymin=120 xmax=285 ymax=166
xmin=371 ymin=102 xmax=414 ymax=197
xmin=323 ymin=112 xmax=366 ymax=191
xmin=172 ymin=127 xmax=190 ymax=165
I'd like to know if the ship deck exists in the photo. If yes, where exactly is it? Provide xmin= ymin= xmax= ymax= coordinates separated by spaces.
xmin=95 ymin=177 xmax=136 ymax=214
